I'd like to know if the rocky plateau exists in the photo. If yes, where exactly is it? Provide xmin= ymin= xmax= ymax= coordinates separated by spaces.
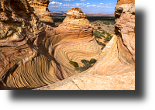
xmin=0 ymin=0 xmax=135 ymax=90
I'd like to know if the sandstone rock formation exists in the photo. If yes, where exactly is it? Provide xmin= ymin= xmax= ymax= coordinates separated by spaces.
xmin=35 ymin=1 xmax=135 ymax=90
xmin=0 ymin=2 xmax=100 ymax=89
xmin=52 ymin=7 xmax=101 ymax=77
xmin=27 ymin=0 xmax=55 ymax=26
xmin=45 ymin=7 xmax=101 ymax=79
xmin=115 ymin=0 xmax=135 ymax=62
xmin=0 ymin=0 xmax=135 ymax=90
xmin=0 ymin=0 xmax=59 ymax=89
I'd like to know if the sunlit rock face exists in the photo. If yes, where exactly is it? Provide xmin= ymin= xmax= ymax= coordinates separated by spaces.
xmin=27 ymin=0 xmax=55 ymax=26
xmin=115 ymin=0 xmax=135 ymax=63
xmin=0 ymin=3 xmax=100 ymax=89
xmin=0 ymin=0 xmax=135 ymax=90
xmin=52 ymin=7 xmax=101 ymax=77
xmin=36 ymin=1 xmax=135 ymax=90
xmin=0 ymin=0 xmax=59 ymax=89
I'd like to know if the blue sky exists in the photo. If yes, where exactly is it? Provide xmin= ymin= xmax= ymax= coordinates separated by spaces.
xmin=48 ymin=0 xmax=117 ymax=14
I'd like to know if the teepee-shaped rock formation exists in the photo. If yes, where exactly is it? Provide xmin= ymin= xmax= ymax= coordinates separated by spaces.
xmin=51 ymin=7 xmax=101 ymax=78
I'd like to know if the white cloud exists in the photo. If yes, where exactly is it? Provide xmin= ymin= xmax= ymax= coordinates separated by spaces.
xmin=109 ymin=3 xmax=112 ymax=5
xmin=49 ymin=1 xmax=63 ymax=5
xmin=86 ymin=5 xmax=96 ymax=7
xmin=63 ymin=0 xmax=74 ymax=1
xmin=80 ymin=0 xmax=86 ymax=1
xmin=74 ymin=3 xmax=86 ymax=7
xmin=48 ymin=1 xmax=115 ymax=13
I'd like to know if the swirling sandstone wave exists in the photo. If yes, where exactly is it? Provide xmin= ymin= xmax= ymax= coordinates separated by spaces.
xmin=51 ymin=7 xmax=101 ymax=77
xmin=0 ymin=0 xmax=135 ymax=90
xmin=36 ymin=1 xmax=135 ymax=90
xmin=0 ymin=1 xmax=101 ymax=89
xmin=0 ymin=0 xmax=59 ymax=89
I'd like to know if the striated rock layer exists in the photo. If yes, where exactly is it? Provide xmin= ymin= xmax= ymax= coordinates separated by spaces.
xmin=50 ymin=7 xmax=101 ymax=78
xmin=115 ymin=1 xmax=135 ymax=62
xmin=27 ymin=0 xmax=55 ymax=26
xmin=0 ymin=0 xmax=60 ymax=89
xmin=0 ymin=0 xmax=135 ymax=90
xmin=0 ymin=2 xmax=100 ymax=89
xmin=36 ymin=1 xmax=135 ymax=90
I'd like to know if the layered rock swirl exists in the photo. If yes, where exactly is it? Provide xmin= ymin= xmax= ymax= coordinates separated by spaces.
xmin=36 ymin=1 xmax=135 ymax=90
xmin=0 ymin=0 xmax=135 ymax=90
xmin=0 ymin=1 xmax=101 ymax=89
xmin=27 ymin=0 xmax=55 ymax=26
xmin=51 ymin=7 xmax=101 ymax=78
xmin=0 ymin=0 xmax=59 ymax=89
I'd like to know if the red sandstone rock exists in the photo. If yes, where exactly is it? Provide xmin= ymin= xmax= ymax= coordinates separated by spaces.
xmin=0 ymin=0 xmax=58 ymax=89
xmin=35 ymin=1 xmax=135 ymax=90
xmin=0 ymin=0 xmax=135 ymax=90
xmin=117 ymin=0 xmax=135 ymax=5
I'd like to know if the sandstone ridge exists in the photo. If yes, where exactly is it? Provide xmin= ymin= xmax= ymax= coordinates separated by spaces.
xmin=36 ymin=1 xmax=135 ymax=90
xmin=0 ymin=0 xmax=135 ymax=90
xmin=0 ymin=0 xmax=59 ymax=89
xmin=0 ymin=1 xmax=101 ymax=89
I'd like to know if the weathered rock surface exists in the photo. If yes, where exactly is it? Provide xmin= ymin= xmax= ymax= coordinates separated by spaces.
xmin=35 ymin=1 xmax=135 ymax=90
xmin=115 ymin=2 xmax=135 ymax=62
xmin=0 ymin=0 xmax=60 ymax=89
xmin=0 ymin=0 xmax=135 ymax=90
xmin=27 ymin=0 xmax=55 ymax=26
xmin=50 ymin=7 xmax=101 ymax=78
xmin=0 ymin=2 xmax=100 ymax=89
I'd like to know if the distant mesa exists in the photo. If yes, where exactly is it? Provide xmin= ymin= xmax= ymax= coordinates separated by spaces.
xmin=51 ymin=11 xmax=67 ymax=16
xmin=51 ymin=11 xmax=114 ymax=17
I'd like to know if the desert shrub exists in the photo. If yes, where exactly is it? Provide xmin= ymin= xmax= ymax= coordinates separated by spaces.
xmin=69 ymin=61 xmax=79 ymax=67
xmin=103 ymin=21 xmax=110 ymax=25
xmin=102 ymin=30 xmax=106 ymax=34
xmin=89 ymin=59 xmax=97 ymax=64
xmin=93 ymin=31 xmax=101 ymax=39
xmin=101 ymin=47 xmax=105 ymax=50
xmin=99 ymin=34 xmax=105 ymax=38
xmin=98 ymin=27 xmax=101 ymax=29
xmin=105 ymin=35 xmax=113 ymax=41
xmin=75 ymin=59 xmax=97 ymax=72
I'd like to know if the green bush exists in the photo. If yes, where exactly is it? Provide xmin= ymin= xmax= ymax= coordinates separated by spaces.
xmin=98 ymin=27 xmax=101 ymax=29
xmin=69 ymin=61 xmax=79 ymax=68
xmin=75 ymin=59 xmax=97 ymax=72
xmin=105 ymin=35 xmax=113 ymax=41
xmin=103 ymin=21 xmax=110 ymax=25
xmin=89 ymin=59 xmax=97 ymax=64
xmin=102 ymin=30 xmax=106 ymax=34
xmin=94 ymin=31 xmax=101 ymax=39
